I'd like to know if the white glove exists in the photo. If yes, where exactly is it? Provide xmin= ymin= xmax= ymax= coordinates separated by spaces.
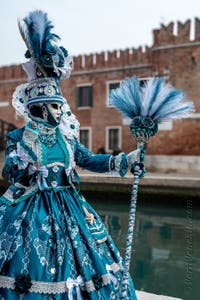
xmin=127 ymin=149 xmax=141 ymax=167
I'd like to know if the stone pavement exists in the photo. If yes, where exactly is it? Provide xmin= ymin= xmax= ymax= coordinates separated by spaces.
xmin=77 ymin=167 xmax=200 ymax=190
xmin=0 ymin=151 xmax=200 ymax=190
xmin=136 ymin=291 xmax=182 ymax=300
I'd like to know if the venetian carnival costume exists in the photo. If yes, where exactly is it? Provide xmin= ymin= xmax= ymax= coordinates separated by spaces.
xmin=0 ymin=11 xmax=140 ymax=300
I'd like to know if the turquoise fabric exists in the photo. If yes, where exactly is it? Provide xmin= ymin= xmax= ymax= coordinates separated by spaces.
xmin=0 ymin=127 xmax=137 ymax=299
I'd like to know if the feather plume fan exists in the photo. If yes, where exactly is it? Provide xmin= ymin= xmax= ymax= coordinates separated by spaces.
xmin=110 ymin=77 xmax=194 ymax=122
xmin=110 ymin=77 xmax=194 ymax=143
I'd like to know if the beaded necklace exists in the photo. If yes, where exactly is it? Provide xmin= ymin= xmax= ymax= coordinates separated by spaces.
xmin=39 ymin=127 xmax=70 ymax=167
xmin=38 ymin=132 xmax=58 ymax=148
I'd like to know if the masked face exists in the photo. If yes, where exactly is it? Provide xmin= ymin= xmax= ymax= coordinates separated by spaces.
xmin=29 ymin=102 xmax=63 ymax=127
xmin=47 ymin=102 xmax=63 ymax=123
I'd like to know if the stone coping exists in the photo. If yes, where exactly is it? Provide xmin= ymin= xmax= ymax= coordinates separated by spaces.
xmin=77 ymin=168 xmax=200 ymax=190
xmin=136 ymin=290 xmax=182 ymax=300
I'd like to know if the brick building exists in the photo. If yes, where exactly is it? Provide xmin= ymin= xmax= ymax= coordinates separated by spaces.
xmin=0 ymin=19 xmax=200 ymax=170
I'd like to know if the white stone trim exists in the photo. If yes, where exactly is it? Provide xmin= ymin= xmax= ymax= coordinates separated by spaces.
xmin=77 ymin=106 xmax=92 ymax=110
xmin=76 ymin=82 xmax=93 ymax=87
xmin=136 ymin=290 xmax=183 ymax=300
xmin=186 ymin=112 xmax=200 ymax=119
xmin=158 ymin=121 xmax=173 ymax=131
xmin=0 ymin=101 xmax=9 ymax=107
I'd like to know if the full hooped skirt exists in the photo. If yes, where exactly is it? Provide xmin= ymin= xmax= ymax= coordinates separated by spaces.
xmin=0 ymin=187 xmax=137 ymax=299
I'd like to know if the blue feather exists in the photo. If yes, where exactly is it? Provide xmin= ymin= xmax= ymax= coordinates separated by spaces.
xmin=146 ymin=77 xmax=163 ymax=114
xmin=151 ymin=89 xmax=184 ymax=119
xmin=155 ymin=104 xmax=193 ymax=121
xmin=22 ymin=10 xmax=61 ymax=76
xmin=110 ymin=77 xmax=142 ymax=118
xmin=109 ymin=76 xmax=194 ymax=125
xmin=110 ymin=91 xmax=134 ymax=118
xmin=127 ymin=77 xmax=141 ymax=115
xmin=24 ymin=10 xmax=60 ymax=46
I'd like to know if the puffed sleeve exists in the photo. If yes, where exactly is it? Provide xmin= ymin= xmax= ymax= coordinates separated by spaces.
xmin=74 ymin=140 xmax=128 ymax=176
xmin=2 ymin=137 xmax=20 ymax=183
xmin=2 ymin=129 xmax=32 ymax=186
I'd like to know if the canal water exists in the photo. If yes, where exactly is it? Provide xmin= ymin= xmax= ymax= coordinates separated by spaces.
xmin=85 ymin=191 xmax=200 ymax=300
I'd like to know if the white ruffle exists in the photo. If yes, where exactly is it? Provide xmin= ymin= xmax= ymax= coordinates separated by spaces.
xmin=12 ymin=83 xmax=30 ymax=121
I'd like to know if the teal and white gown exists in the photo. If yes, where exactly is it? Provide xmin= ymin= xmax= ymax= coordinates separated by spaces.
xmin=0 ymin=120 xmax=137 ymax=299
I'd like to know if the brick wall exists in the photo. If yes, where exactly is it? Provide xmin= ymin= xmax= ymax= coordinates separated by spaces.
xmin=0 ymin=19 xmax=199 ymax=155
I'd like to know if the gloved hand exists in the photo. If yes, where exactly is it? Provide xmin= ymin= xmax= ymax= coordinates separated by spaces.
xmin=127 ymin=146 xmax=146 ymax=178
xmin=127 ymin=149 xmax=141 ymax=168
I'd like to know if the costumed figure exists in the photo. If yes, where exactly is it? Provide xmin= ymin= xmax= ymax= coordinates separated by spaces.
xmin=0 ymin=11 xmax=141 ymax=300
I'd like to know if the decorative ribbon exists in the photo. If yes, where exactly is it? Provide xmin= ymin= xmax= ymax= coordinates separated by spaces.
xmin=66 ymin=275 xmax=85 ymax=300
xmin=37 ymin=166 xmax=49 ymax=190
xmin=28 ymin=164 xmax=37 ymax=175
xmin=16 ymin=146 xmax=31 ymax=170
xmin=105 ymin=265 xmax=117 ymax=286
xmin=9 ymin=149 xmax=28 ymax=170
xmin=65 ymin=168 xmax=80 ymax=185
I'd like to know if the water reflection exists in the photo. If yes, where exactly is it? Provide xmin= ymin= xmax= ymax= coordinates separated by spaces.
xmin=89 ymin=198 xmax=200 ymax=300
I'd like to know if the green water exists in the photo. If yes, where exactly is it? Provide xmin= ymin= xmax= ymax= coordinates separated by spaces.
xmin=86 ymin=193 xmax=200 ymax=300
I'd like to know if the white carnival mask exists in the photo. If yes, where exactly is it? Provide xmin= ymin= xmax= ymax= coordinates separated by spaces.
xmin=47 ymin=102 xmax=63 ymax=122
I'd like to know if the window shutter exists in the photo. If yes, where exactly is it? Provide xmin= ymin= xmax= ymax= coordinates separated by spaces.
xmin=89 ymin=86 xmax=93 ymax=107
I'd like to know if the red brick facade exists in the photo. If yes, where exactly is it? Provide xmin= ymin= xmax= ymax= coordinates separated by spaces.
xmin=0 ymin=19 xmax=200 ymax=155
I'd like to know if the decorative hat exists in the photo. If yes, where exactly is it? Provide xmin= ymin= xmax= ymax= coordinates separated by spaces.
xmin=12 ymin=10 xmax=80 ymax=139
xmin=17 ymin=10 xmax=72 ymax=106
xmin=25 ymin=78 xmax=64 ymax=106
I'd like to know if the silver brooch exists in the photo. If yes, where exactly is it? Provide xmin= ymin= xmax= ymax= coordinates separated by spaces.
xmin=29 ymin=87 xmax=39 ymax=98
xmin=44 ymin=85 xmax=56 ymax=96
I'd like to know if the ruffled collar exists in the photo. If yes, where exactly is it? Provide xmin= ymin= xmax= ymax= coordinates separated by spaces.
xmin=28 ymin=121 xmax=57 ymax=135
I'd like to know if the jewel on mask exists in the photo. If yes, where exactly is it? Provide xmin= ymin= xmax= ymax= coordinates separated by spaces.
xmin=42 ymin=104 xmax=48 ymax=122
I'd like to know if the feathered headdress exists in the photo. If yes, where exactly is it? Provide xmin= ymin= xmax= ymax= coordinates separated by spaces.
xmin=12 ymin=10 xmax=79 ymax=139
xmin=110 ymin=76 xmax=194 ymax=143
xmin=18 ymin=10 xmax=72 ymax=81
xmin=13 ymin=10 xmax=73 ymax=114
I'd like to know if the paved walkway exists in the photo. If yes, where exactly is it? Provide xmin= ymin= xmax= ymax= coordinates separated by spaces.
xmin=0 ymin=150 xmax=200 ymax=190
xmin=77 ymin=167 xmax=200 ymax=190
xmin=136 ymin=291 xmax=182 ymax=300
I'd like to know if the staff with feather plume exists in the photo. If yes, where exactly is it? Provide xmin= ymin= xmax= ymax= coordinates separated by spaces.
xmin=109 ymin=76 xmax=194 ymax=299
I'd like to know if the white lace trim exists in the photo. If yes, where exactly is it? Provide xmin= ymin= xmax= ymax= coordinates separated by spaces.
xmin=0 ymin=270 xmax=118 ymax=294
xmin=0 ymin=275 xmax=82 ymax=294
xmin=110 ymin=262 xmax=122 ymax=273
xmin=114 ymin=152 xmax=125 ymax=172
xmin=1 ymin=184 xmax=38 ymax=204
xmin=59 ymin=102 xmax=80 ymax=140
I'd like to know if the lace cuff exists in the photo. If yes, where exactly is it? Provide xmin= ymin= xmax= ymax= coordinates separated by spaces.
xmin=109 ymin=153 xmax=128 ymax=177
